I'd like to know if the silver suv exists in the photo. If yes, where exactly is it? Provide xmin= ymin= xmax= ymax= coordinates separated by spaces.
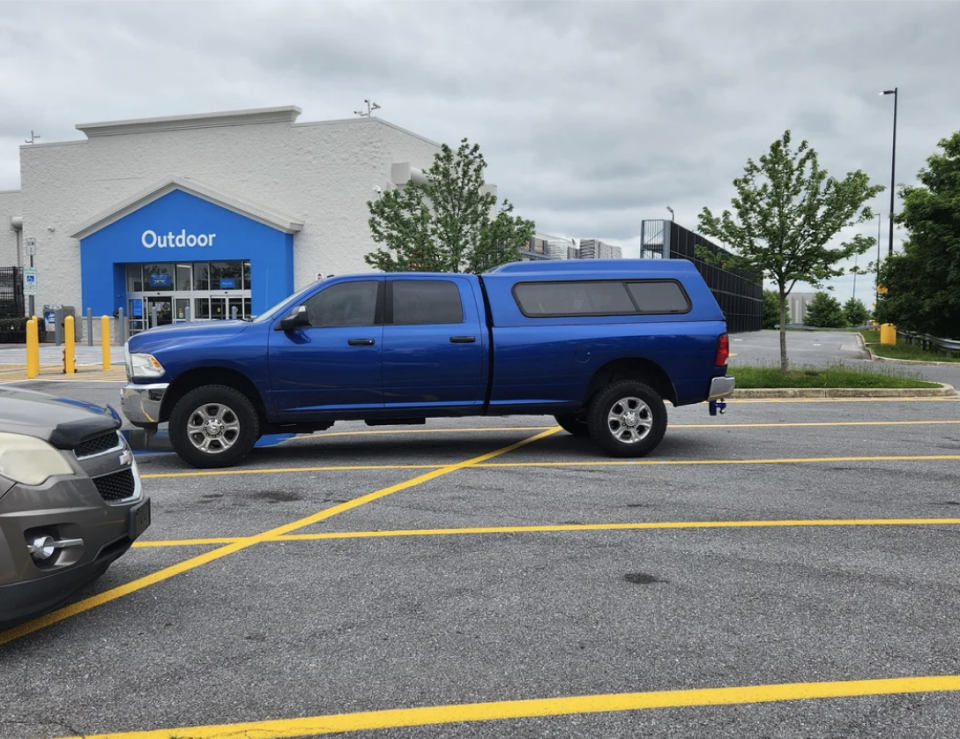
xmin=0 ymin=387 xmax=151 ymax=627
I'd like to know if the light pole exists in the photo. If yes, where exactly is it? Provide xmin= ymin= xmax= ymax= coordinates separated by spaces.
xmin=875 ymin=212 xmax=881 ymax=307
xmin=666 ymin=206 xmax=674 ymax=221
xmin=880 ymin=88 xmax=898 ymax=256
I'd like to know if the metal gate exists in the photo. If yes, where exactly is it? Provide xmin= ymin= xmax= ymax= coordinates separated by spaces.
xmin=0 ymin=267 xmax=25 ymax=319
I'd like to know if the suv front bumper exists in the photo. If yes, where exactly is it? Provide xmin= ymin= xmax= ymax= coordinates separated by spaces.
xmin=708 ymin=375 xmax=736 ymax=400
xmin=120 ymin=383 xmax=169 ymax=428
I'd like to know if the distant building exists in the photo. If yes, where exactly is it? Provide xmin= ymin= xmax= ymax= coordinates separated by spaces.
xmin=788 ymin=292 xmax=817 ymax=325
xmin=577 ymin=239 xmax=622 ymax=260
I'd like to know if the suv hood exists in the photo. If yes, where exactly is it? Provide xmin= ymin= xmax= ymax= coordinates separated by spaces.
xmin=0 ymin=387 xmax=121 ymax=448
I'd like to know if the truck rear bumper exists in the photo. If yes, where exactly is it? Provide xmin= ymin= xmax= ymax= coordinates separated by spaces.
xmin=120 ymin=383 xmax=169 ymax=428
xmin=708 ymin=375 xmax=736 ymax=400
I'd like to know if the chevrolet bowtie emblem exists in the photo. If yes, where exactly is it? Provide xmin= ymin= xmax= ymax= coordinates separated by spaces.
xmin=119 ymin=449 xmax=134 ymax=467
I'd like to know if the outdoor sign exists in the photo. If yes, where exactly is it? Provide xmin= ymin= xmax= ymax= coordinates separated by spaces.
xmin=23 ymin=267 xmax=37 ymax=296
xmin=25 ymin=237 xmax=36 ymax=256
xmin=131 ymin=299 xmax=143 ymax=318
xmin=149 ymin=273 xmax=172 ymax=288
xmin=220 ymin=278 xmax=236 ymax=289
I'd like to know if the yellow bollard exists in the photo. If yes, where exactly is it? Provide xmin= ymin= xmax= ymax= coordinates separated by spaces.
xmin=880 ymin=323 xmax=897 ymax=346
xmin=101 ymin=315 xmax=111 ymax=370
xmin=64 ymin=315 xmax=76 ymax=374
xmin=26 ymin=317 xmax=40 ymax=379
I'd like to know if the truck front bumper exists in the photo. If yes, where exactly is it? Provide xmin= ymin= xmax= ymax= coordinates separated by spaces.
xmin=708 ymin=375 xmax=736 ymax=401
xmin=120 ymin=383 xmax=169 ymax=428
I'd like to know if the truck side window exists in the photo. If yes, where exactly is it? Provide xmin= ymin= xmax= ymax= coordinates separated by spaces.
xmin=303 ymin=281 xmax=379 ymax=328
xmin=392 ymin=280 xmax=464 ymax=325
xmin=625 ymin=281 xmax=691 ymax=313
xmin=513 ymin=281 xmax=635 ymax=316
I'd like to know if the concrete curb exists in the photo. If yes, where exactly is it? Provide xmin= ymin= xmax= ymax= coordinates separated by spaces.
xmin=863 ymin=342 xmax=960 ymax=367
xmin=731 ymin=383 xmax=957 ymax=399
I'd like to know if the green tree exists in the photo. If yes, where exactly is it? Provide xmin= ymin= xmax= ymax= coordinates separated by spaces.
xmin=804 ymin=292 xmax=847 ymax=328
xmin=875 ymin=131 xmax=960 ymax=338
xmin=365 ymin=138 xmax=535 ymax=274
xmin=697 ymin=130 xmax=883 ymax=371
xmin=843 ymin=297 xmax=870 ymax=326
xmin=762 ymin=289 xmax=789 ymax=329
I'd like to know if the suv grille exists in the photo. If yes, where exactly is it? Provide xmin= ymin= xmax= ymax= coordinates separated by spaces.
xmin=75 ymin=432 xmax=121 ymax=458
xmin=92 ymin=468 xmax=136 ymax=502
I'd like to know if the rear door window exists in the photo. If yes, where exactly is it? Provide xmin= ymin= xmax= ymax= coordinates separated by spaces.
xmin=392 ymin=280 xmax=464 ymax=325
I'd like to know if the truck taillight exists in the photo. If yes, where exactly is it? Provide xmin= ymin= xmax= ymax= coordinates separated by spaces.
xmin=715 ymin=333 xmax=729 ymax=367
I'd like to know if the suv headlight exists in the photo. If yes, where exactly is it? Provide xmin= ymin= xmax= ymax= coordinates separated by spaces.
xmin=128 ymin=352 xmax=165 ymax=379
xmin=0 ymin=433 xmax=75 ymax=486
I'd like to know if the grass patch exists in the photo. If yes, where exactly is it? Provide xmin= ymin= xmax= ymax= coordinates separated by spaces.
xmin=733 ymin=364 xmax=940 ymax=389
xmin=861 ymin=330 xmax=960 ymax=363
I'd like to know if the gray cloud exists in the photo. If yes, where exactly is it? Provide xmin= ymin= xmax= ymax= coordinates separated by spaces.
xmin=1 ymin=0 xmax=957 ymax=304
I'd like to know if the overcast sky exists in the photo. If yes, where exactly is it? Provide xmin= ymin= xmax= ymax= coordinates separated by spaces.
xmin=2 ymin=0 xmax=957 ymax=303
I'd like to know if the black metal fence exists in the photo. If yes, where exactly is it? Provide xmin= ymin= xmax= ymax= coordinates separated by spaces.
xmin=640 ymin=220 xmax=762 ymax=333
xmin=0 ymin=266 xmax=25 ymax=319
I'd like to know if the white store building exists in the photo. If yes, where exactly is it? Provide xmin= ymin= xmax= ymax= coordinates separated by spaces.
xmin=1 ymin=105 xmax=440 ymax=331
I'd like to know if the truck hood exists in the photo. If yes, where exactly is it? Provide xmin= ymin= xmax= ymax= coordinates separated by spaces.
xmin=127 ymin=320 xmax=250 ymax=353
xmin=0 ymin=387 xmax=121 ymax=448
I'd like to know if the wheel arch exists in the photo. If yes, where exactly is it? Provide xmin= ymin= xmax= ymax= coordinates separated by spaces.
xmin=583 ymin=358 xmax=677 ymax=408
xmin=159 ymin=367 xmax=267 ymax=424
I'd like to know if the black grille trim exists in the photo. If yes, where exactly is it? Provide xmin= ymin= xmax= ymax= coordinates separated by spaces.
xmin=92 ymin=468 xmax=137 ymax=502
xmin=75 ymin=431 xmax=121 ymax=458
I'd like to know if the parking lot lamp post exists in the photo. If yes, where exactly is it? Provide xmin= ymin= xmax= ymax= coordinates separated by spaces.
xmin=880 ymin=88 xmax=898 ymax=256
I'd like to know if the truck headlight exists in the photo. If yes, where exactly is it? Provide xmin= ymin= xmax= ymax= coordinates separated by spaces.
xmin=128 ymin=352 xmax=165 ymax=379
xmin=0 ymin=433 xmax=75 ymax=486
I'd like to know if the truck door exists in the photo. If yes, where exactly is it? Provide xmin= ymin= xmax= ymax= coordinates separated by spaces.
xmin=268 ymin=278 xmax=384 ymax=417
xmin=382 ymin=276 xmax=486 ymax=412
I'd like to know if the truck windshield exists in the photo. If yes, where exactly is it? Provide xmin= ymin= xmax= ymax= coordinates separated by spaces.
xmin=251 ymin=282 xmax=320 ymax=324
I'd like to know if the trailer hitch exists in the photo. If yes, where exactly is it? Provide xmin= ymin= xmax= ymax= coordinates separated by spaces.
xmin=709 ymin=399 xmax=727 ymax=416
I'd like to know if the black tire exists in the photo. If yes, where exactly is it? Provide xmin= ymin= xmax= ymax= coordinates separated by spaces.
xmin=169 ymin=385 xmax=260 ymax=469
xmin=586 ymin=380 xmax=667 ymax=458
xmin=554 ymin=413 xmax=590 ymax=437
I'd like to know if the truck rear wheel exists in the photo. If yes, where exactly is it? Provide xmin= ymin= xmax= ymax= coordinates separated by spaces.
xmin=554 ymin=414 xmax=590 ymax=437
xmin=169 ymin=385 xmax=260 ymax=469
xmin=587 ymin=380 xmax=666 ymax=458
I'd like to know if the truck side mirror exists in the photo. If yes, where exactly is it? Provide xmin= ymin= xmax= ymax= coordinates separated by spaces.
xmin=278 ymin=305 xmax=310 ymax=331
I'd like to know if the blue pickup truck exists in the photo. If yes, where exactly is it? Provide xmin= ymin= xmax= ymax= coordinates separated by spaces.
xmin=121 ymin=260 xmax=734 ymax=468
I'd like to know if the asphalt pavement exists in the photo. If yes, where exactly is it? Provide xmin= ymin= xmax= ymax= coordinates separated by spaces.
xmin=2 ymin=380 xmax=960 ymax=738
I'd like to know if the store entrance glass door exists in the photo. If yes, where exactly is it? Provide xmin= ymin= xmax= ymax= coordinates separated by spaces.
xmin=146 ymin=297 xmax=173 ymax=327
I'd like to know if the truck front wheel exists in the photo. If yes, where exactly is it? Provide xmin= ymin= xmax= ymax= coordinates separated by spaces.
xmin=169 ymin=385 xmax=260 ymax=468
xmin=587 ymin=380 xmax=666 ymax=458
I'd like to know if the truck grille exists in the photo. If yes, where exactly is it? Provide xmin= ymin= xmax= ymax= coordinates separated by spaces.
xmin=75 ymin=431 xmax=121 ymax=458
xmin=92 ymin=469 xmax=136 ymax=502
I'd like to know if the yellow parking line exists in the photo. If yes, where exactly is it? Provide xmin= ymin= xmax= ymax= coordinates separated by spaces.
xmin=133 ymin=518 xmax=960 ymax=549
xmin=271 ymin=518 xmax=960 ymax=542
xmin=141 ymin=464 xmax=436 ymax=479
xmin=139 ymin=453 xmax=960 ymax=481
xmin=734 ymin=397 xmax=958 ymax=403
xmin=0 ymin=428 xmax=560 ymax=647
xmin=253 ymin=419 xmax=960 ymax=445
xmin=476 ymin=455 xmax=960 ymax=468
xmin=132 ymin=537 xmax=247 ymax=547
xmin=43 ymin=674 xmax=960 ymax=738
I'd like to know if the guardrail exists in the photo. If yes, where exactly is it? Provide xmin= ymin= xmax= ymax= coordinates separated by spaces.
xmin=898 ymin=329 xmax=960 ymax=358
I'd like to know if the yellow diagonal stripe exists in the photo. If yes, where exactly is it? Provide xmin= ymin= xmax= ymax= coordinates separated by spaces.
xmin=44 ymin=675 xmax=960 ymax=739
xmin=0 ymin=428 xmax=559 ymax=647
